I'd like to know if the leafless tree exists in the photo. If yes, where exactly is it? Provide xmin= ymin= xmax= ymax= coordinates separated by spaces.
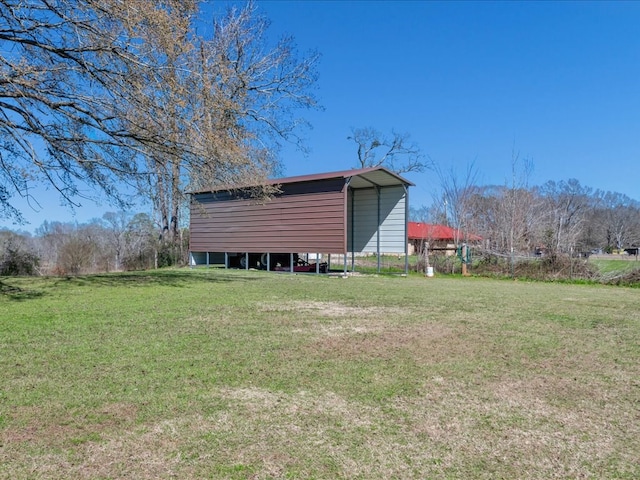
xmin=435 ymin=162 xmax=479 ymax=245
xmin=348 ymin=127 xmax=427 ymax=174
xmin=592 ymin=191 xmax=640 ymax=251
xmin=1 ymin=1 xmax=320 ymax=243
xmin=409 ymin=205 xmax=433 ymax=223
xmin=490 ymin=152 xmax=548 ymax=258
xmin=32 ymin=221 xmax=98 ymax=274
xmin=538 ymin=179 xmax=592 ymax=256
xmin=0 ymin=0 xmax=189 ymax=222
xmin=131 ymin=2 xmax=320 ymax=254
xmin=122 ymin=213 xmax=157 ymax=270
xmin=499 ymin=152 xmax=531 ymax=255
xmin=432 ymin=161 xmax=479 ymax=274
xmin=101 ymin=212 xmax=130 ymax=271
xmin=465 ymin=185 xmax=499 ymax=250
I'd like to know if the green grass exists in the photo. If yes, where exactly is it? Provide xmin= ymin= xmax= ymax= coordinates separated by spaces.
xmin=1 ymin=270 xmax=639 ymax=479
xmin=590 ymin=257 xmax=640 ymax=275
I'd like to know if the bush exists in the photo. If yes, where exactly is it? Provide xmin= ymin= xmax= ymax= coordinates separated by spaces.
xmin=472 ymin=252 xmax=599 ymax=281
xmin=56 ymin=237 xmax=96 ymax=275
xmin=122 ymin=249 xmax=156 ymax=271
xmin=0 ymin=245 xmax=40 ymax=276
xmin=605 ymin=268 xmax=640 ymax=287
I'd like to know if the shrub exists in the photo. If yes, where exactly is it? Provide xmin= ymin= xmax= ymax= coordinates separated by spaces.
xmin=472 ymin=252 xmax=599 ymax=281
xmin=0 ymin=244 xmax=40 ymax=276
xmin=57 ymin=237 xmax=96 ymax=275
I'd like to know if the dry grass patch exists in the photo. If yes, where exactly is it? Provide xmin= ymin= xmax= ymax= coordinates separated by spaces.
xmin=305 ymin=322 xmax=457 ymax=363
xmin=263 ymin=300 xmax=459 ymax=363
xmin=3 ymin=388 xmax=434 ymax=479
xmin=262 ymin=300 xmax=411 ymax=336
xmin=261 ymin=300 xmax=385 ymax=317
xmin=393 ymin=375 xmax=639 ymax=478
xmin=2 ymin=402 xmax=138 ymax=447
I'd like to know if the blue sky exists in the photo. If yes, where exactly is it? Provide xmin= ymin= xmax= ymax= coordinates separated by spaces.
xmin=262 ymin=0 xmax=640 ymax=206
xmin=6 ymin=0 xmax=640 ymax=231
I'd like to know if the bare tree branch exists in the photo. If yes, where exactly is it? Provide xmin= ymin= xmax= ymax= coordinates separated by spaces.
xmin=1 ymin=0 xmax=320 ymax=236
xmin=347 ymin=127 xmax=428 ymax=174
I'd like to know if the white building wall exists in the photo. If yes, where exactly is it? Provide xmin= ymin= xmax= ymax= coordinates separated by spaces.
xmin=348 ymin=185 xmax=406 ymax=254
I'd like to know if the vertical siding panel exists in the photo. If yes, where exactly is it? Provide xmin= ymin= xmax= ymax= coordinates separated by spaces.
xmin=351 ymin=188 xmax=378 ymax=252
xmin=378 ymin=186 xmax=407 ymax=253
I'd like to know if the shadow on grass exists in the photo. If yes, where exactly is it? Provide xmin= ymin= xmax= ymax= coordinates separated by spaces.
xmin=53 ymin=268 xmax=265 ymax=288
xmin=0 ymin=280 xmax=45 ymax=301
xmin=1 ymin=268 xmax=264 ymax=301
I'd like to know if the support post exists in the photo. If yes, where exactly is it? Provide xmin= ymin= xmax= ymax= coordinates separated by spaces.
xmin=404 ymin=185 xmax=409 ymax=275
xmin=376 ymin=186 xmax=381 ymax=273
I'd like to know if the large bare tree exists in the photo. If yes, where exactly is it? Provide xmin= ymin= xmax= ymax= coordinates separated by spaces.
xmin=432 ymin=162 xmax=479 ymax=274
xmin=0 ymin=0 xmax=189 ymax=221
xmin=491 ymin=152 xmax=545 ymax=256
xmin=435 ymin=162 xmax=479 ymax=244
xmin=0 ymin=1 xmax=320 ymax=239
xmin=133 ymin=2 xmax=320 ymax=247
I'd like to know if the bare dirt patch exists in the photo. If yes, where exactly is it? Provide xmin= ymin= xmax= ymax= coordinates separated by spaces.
xmin=262 ymin=300 xmax=415 ymax=337
xmin=261 ymin=300 xmax=406 ymax=319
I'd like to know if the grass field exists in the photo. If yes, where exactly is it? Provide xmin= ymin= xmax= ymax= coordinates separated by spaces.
xmin=1 ymin=270 xmax=639 ymax=479
xmin=589 ymin=257 xmax=640 ymax=275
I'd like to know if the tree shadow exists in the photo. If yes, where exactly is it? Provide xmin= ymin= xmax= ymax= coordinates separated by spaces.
xmin=0 ymin=280 xmax=45 ymax=301
xmin=52 ymin=268 xmax=265 ymax=289
xmin=1 ymin=269 xmax=264 ymax=302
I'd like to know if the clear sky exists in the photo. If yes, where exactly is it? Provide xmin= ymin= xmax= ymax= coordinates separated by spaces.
xmin=262 ymin=0 xmax=640 ymax=207
xmin=6 ymin=0 xmax=640 ymax=232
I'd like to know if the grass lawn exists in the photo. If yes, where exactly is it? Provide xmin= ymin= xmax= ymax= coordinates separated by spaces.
xmin=589 ymin=257 xmax=640 ymax=276
xmin=1 ymin=270 xmax=639 ymax=479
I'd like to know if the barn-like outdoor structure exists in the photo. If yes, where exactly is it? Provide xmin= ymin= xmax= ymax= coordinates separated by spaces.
xmin=189 ymin=167 xmax=414 ymax=274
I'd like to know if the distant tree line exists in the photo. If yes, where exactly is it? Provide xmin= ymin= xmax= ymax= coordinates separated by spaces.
xmin=412 ymin=178 xmax=640 ymax=260
xmin=1 ymin=212 xmax=187 ymax=276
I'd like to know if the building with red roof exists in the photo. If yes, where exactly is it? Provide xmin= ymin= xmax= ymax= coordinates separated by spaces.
xmin=408 ymin=222 xmax=482 ymax=255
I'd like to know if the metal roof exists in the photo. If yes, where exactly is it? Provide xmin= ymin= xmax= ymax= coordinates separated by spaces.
xmin=408 ymin=222 xmax=482 ymax=241
xmin=190 ymin=166 xmax=414 ymax=194
xmin=271 ymin=166 xmax=415 ymax=189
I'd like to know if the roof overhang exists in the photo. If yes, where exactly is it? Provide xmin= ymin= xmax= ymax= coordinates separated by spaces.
xmin=273 ymin=166 xmax=415 ymax=189
xmin=190 ymin=166 xmax=414 ymax=194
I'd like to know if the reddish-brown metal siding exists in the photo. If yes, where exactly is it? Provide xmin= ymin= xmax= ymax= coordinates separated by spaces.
xmin=190 ymin=178 xmax=347 ymax=253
